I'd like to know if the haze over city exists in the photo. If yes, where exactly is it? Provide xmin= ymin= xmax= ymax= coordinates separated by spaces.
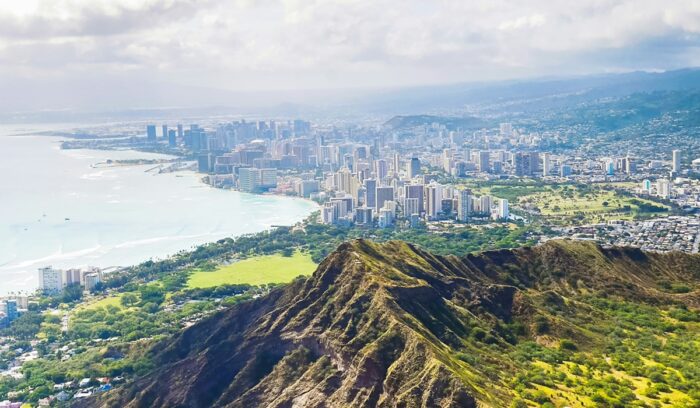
xmin=2 ymin=0 xmax=700 ymax=112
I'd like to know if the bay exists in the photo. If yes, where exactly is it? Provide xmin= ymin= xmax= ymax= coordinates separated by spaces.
xmin=0 ymin=125 xmax=318 ymax=294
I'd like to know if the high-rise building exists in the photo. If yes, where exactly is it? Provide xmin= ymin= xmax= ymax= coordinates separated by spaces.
xmin=672 ymin=149 xmax=681 ymax=172
xmin=293 ymin=119 xmax=311 ymax=134
xmin=457 ymin=189 xmax=472 ymax=222
xmin=542 ymin=153 xmax=551 ymax=176
xmin=375 ymin=159 xmax=388 ymax=182
xmin=642 ymin=179 xmax=652 ymax=193
xmin=560 ymin=164 xmax=572 ymax=177
xmin=2 ymin=300 xmax=18 ymax=323
xmin=625 ymin=156 xmax=636 ymax=174
xmin=168 ymin=129 xmax=177 ymax=147
xmin=657 ymin=179 xmax=671 ymax=198
xmin=529 ymin=152 xmax=540 ymax=175
xmin=403 ymin=197 xmax=420 ymax=217
xmin=426 ymin=183 xmax=443 ymax=220
xmin=452 ymin=161 xmax=467 ymax=177
xmin=378 ymin=208 xmax=394 ymax=227
xmin=298 ymin=180 xmax=320 ymax=198
xmin=63 ymin=269 xmax=81 ymax=287
xmin=492 ymin=160 xmax=503 ymax=174
xmin=442 ymin=149 xmax=453 ymax=173
xmin=363 ymin=178 xmax=377 ymax=209
xmin=478 ymin=151 xmax=490 ymax=173
xmin=198 ymin=154 xmax=214 ymax=173
xmin=480 ymin=195 xmax=493 ymax=215
xmin=335 ymin=167 xmax=355 ymax=195
xmin=392 ymin=153 xmax=401 ymax=176
xmin=146 ymin=125 xmax=157 ymax=142
xmin=177 ymin=124 xmax=184 ymax=139
xmin=408 ymin=157 xmax=421 ymax=178
xmin=608 ymin=161 xmax=616 ymax=175
xmin=83 ymin=273 xmax=101 ymax=291
xmin=514 ymin=152 xmax=532 ymax=177
xmin=238 ymin=167 xmax=260 ymax=193
xmin=355 ymin=207 xmax=373 ymax=225
xmin=375 ymin=186 xmax=394 ymax=212
xmin=496 ymin=199 xmax=509 ymax=220
xmin=321 ymin=204 xmax=336 ymax=225
xmin=331 ymin=195 xmax=354 ymax=217
xmin=404 ymin=184 xmax=424 ymax=214
xmin=161 ymin=125 xmax=168 ymax=140
xmin=38 ymin=267 xmax=63 ymax=294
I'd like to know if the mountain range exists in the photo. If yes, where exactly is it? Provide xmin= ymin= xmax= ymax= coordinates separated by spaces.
xmin=4 ymin=68 xmax=700 ymax=123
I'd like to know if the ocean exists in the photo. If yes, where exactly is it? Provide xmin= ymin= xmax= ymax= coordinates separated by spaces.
xmin=0 ymin=125 xmax=318 ymax=294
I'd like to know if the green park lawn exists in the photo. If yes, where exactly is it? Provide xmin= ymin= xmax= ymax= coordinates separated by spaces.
xmin=521 ymin=186 xmax=668 ymax=223
xmin=187 ymin=251 xmax=317 ymax=288
xmin=78 ymin=293 xmax=124 ymax=311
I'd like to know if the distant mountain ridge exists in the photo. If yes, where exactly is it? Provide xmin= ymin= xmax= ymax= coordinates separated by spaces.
xmin=4 ymin=68 xmax=700 ymax=122
xmin=383 ymin=114 xmax=486 ymax=130
xmin=78 ymin=239 xmax=700 ymax=407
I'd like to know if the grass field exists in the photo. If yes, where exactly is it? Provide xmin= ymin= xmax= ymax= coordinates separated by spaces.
xmin=520 ymin=185 xmax=668 ymax=224
xmin=187 ymin=251 xmax=317 ymax=288
xmin=78 ymin=294 xmax=124 ymax=311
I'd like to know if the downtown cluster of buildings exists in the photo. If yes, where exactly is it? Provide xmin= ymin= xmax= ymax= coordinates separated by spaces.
xmin=37 ymin=266 xmax=103 ymax=294
xmin=140 ymin=119 xmax=700 ymax=231
xmin=142 ymin=121 xmax=519 ymax=227
xmin=317 ymin=168 xmax=509 ymax=227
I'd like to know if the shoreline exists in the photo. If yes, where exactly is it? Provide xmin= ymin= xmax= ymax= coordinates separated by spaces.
xmin=0 ymin=138 xmax=319 ymax=296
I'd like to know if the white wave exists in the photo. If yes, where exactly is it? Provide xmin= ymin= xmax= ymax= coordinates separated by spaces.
xmin=0 ymin=245 xmax=103 ymax=271
xmin=111 ymin=233 xmax=219 ymax=249
xmin=81 ymin=170 xmax=117 ymax=180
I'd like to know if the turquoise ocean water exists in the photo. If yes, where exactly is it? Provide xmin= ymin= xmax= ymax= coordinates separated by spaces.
xmin=0 ymin=125 xmax=317 ymax=294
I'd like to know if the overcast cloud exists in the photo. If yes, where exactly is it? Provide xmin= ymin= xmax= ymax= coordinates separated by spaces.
xmin=0 ymin=0 xmax=699 ymax=110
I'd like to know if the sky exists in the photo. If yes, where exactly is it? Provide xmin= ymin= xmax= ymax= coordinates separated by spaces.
xmin=1 ymin=0 xmax=700 ymax=111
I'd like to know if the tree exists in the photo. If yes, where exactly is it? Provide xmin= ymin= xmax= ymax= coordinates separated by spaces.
xmin=61 ymin=283 xmax=83 ymax=303
xmin=139 ymin=286 xmax=165 ymax=305
xmin=120 ymin=293 xmax=138 ymax=307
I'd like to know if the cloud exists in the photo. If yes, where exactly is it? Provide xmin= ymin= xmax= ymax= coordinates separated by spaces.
xmin=0 ymin=0 xmax=699 ymax=94
xmin=0 ymin=0 xmax=202 ymax=39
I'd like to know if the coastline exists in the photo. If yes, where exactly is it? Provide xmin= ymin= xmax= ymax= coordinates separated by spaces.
xmin=0 ymin=134 xmax=319 ymax=295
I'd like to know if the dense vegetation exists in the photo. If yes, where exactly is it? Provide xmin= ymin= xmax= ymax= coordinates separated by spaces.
xmin=81 ymin=240 xmax=700 ymax=408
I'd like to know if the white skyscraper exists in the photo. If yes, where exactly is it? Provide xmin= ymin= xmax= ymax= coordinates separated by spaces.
xmin=657 ymin=178 xmax=671 ymax=198
xmin=38 ymin=267 xmax=63 ymax=294
xmin=672 ymin=149 xmax=681 ymax=172
xmin=542 ymin=153 xmax=551 ymax=176
xmin=497 ymin=199 xmax=509 ymax=220
xmin=480 ymin=195 xmax=493 ymax=215
xmin=426 ymin=183 xmax=443 ymax=220
xmin=442 ymin=149 xmax=452 ymax=173
xmin=238 ymin=167 xmax=260 ymax=193
xmin=392 ymin=153 xmax=401 ymax=176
